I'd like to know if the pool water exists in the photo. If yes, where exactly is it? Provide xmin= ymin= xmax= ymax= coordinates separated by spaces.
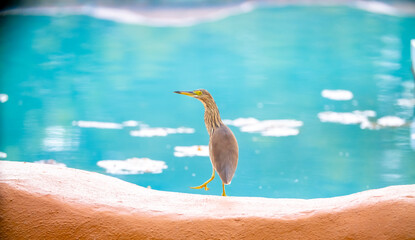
xmin=1 ymin=4 xmax=415 ymax=198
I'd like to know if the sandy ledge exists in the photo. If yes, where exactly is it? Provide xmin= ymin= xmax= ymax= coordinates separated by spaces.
xmin=0 ymin=160 xmax=414 ymax=239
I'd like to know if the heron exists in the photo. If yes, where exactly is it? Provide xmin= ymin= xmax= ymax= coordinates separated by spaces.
xmin=174 ymin=89 xmax=238 ymax=196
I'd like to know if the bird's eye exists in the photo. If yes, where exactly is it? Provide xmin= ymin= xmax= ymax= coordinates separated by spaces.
xmin=194 ymin=90 xmax=202 ymax=95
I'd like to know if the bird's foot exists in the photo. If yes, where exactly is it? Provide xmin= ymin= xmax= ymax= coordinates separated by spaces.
xmin=221 ymin=183 xmax=227 ymax=196
xmin=190 ymin=184 xmax=210 ymax=191
xmin=190 ymin=171 xmax=215 ymax=192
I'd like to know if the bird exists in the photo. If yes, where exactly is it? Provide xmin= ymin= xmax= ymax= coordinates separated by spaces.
xmin=174 ymin=89 xmax=238 ymax=196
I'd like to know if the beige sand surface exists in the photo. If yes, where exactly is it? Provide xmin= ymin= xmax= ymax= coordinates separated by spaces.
xmin=1 ymin=161 xmax=414 ymax=239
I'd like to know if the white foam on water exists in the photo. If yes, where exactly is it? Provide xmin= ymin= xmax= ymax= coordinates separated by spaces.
xmin=318 ymin=110 xmax=377 ymax=129
xmin=223 ymin=117 xmax=259 ymax=127
xmin=381 ymin=35 xmax=401 ymax=45
xmin=2 ymin=0 xmax=414 ymax=28
xmin=402 ymin=81 xmax=415 ymax=90
xmin=72 ymin=120 xmax=194 ymax=137
xmin=373 ymin=61 xmax=401 ymax=70
xmin=224 ymin=118 xmax=303 ymax=137
xmin=43 ymin=126 xmax=80 ymax=152
xmin=0 ymin=152 xmax=7 ymax=158
xmin=174 ymin=145 xmax=209 ymax=157
xmin=321 ymin=89 xmax=354 ymax=101
xmin=318 ymin=111 xmax=408 ymax=129
xmin=130 ymin=127 xmax=195 ymax=137
xmin=73 ymin=120 xmax=123 ymax=129
xmin=34 ymin=159 xmax=67 ymax=167
xmin=353 ymin=1 xmax=415 ymax=16
xmin=397 ymin=99 xmax=415 ymax=107
xmin=375 ymin=74 xmax=401 ymax=82
xmin=1 ymin=2 xmax=256 ymax=27
xmin=355 ymin=1 xmax=398 ymax=15
xmin=382 ymin=173 xmax=402 ymax=181
xmin=377 ymin=116 xmax=406 ymax=127
xmin=240 ymin=120 xmax=303 ymax=132
xmin=318 ymin=110 xmax=376 ymax=124
xmin=0 ymin=94 xmax=8 ymax=103
xmin=261 ymin=127 xmax=300 ymax=137
xmin=122 ymin=120 xmax=141 ymax=127
xmin=97 ymin=157 xmax=167 ymax=174
xmin=130 ymin=128 xmax=169 ymax=137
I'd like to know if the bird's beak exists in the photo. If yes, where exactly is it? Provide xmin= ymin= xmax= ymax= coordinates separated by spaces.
xmin=174 ymin=91 xmax=196 ymax=97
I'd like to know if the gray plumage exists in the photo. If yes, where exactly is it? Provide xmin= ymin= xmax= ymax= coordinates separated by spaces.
xmin=210 ymin=124 xmax=238 ymax=184
xmin=174 ymin=89 xmax=239 ymax=196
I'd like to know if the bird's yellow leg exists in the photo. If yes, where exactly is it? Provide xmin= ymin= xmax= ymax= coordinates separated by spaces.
xmin=190 ymin=168 xmax=215 ymax=191
xmin=222 ymin=183 xmax=227 ymax=196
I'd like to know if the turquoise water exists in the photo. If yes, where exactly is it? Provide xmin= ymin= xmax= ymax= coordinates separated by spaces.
xmin=1 ymin=5 xmax=415 ymax=198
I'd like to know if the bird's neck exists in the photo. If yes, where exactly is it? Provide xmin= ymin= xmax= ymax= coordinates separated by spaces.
xmin=202 ymin=100 xmax=223 ymax=136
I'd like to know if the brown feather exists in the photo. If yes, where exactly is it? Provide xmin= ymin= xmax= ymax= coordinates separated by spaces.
xmin=195 ymin=90 xmax=238 ymax=185
xmin=176 ymin=89 xmax=239 ymax=186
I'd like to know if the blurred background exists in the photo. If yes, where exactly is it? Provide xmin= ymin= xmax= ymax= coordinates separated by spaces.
xmin=0 ymin=0 xmax=415 ymax=198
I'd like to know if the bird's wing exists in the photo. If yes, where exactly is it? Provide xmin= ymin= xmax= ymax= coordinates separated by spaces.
xmin=210 ymin=125 xmax=238 ymax=184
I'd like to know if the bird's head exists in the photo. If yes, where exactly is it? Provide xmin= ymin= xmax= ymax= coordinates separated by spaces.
xmin=174 ymin=89 xmax=213 ymax=103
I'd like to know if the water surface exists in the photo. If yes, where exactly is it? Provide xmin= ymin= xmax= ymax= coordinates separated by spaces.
xmin=1 ymin=5 xmax=415 ymax=198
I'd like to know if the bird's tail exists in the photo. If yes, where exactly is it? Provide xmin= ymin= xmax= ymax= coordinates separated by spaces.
xmin=221 ymin=166 xmax=235 ymax=185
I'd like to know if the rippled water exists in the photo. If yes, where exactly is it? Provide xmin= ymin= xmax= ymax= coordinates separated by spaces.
xmin=1 ymin=4 xmax=415 ymax=198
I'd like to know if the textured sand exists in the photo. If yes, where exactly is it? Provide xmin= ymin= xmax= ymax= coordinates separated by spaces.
xmin=1 ymin=160 xmax=414 ymax=239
